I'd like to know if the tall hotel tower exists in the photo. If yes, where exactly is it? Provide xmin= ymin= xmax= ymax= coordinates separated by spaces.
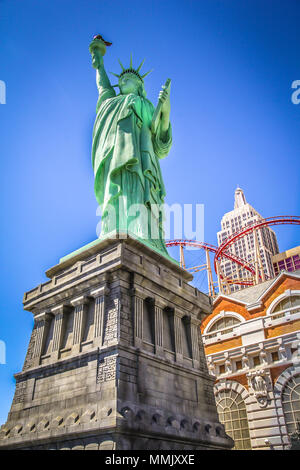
xmin=217 ymin=188 xmax=279 ymax=292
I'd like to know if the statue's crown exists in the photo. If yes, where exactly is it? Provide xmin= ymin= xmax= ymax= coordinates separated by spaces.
xmin=111 ymin=55 xmax=152 ymax=82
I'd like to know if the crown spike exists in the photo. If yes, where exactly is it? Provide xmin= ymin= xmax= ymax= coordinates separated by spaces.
xmin=118 ymin=59 xmax=125 ymax=71
xmin=130 ymin=53 xmax=133 ymax=68
xmin=137 ymin=58 xmax=145 ymax=73
xmin=110 ymin=72 xmax=120 ymax=78
xmin=141 ymin=69 xmax=153 ymax=79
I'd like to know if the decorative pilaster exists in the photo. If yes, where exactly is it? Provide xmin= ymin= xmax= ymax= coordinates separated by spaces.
xmin=32 ymin=312 xmax=52 ymax=366
xmin=131 ymin=288 xmax=146 ymax=348
xmin=90 ymin=285 xmax=110 ymax=346
xmin=174 ymin=310 xmax=183 ymax=363
xmin=190 ymin=318 xmax=200 ymax=369
xmin=51 ymin=304 xmax=69 ymax=359
xmin=71 ymin=296 xmax=89 ymax=353
xmin=154 ymin=300 xmax=164 ymax=356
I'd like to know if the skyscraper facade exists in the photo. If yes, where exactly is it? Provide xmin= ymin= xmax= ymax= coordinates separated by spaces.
xmin=217 ymin=188 xmax=279 ymax=293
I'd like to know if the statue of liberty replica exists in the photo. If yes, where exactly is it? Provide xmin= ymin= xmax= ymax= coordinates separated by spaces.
xmin=89 ymin=35 xmax=172 ymax=255
xmin=0 ymin=35 xmax=232 ymax=451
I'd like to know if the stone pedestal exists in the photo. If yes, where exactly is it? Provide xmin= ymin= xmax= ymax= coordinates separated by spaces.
xmin=0 ymin=236 xmax=233 ymax=450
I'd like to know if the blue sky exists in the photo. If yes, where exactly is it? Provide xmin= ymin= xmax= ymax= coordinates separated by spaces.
xmin=0 ymin=0 xmax=299 ymax=424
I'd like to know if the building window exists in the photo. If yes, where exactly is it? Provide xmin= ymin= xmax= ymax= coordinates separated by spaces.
xmin=208 ymin=316 xmax=241 ymax=335
xmin=271 ymin=351 xmax=279 ymax=362
xmin=272 ymin=296 xmax=300 ymax=316
xmin=236 ymin=360 xmax=243 ymax=371
xmin=252 ymin=356 xmax=260 ymax=367
xmin=219 ymin=364 xmax=225 ymax=374
xmin=216 ymin=389 xmax=251 ymax=450
xmin=282 ymin=374 xmax=300 ymax=438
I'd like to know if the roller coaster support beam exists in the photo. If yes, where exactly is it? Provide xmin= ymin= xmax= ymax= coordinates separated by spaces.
xmin=205 ymin=248 xmax=215 ymax=298
xmin=180 ymin=244 xmax=186 ymax=269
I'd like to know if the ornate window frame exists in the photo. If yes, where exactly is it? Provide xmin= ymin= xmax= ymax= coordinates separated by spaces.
xmin=266 ymin=290 xmax=300 ymax=316
xmin=204 ymin=311 xmax=245 ymax=335
xmin=214 ymin=380 xmax=252 ymax=450
xmin=273 ymin=364 xmax=300 ymax=448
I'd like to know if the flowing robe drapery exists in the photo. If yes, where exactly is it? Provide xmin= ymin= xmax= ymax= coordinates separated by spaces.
xmin=92 ymin=83 xmax=172 ymax=254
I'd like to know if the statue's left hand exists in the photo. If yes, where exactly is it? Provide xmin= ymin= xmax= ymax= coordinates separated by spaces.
xmin=159 ymin=85 xmax=170 ymax=116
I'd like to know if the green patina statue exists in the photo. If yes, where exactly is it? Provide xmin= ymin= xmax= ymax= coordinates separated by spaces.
xmin=89 ymin=35 xmax=172 ymax=255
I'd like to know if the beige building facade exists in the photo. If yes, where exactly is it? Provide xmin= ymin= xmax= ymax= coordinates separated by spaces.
xmin=217 ymin=188 xmax=279 ymax=292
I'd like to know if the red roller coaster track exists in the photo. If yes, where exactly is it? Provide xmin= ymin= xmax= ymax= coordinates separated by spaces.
xmin=166 ymin=216 xmax=300 ymax=289
xmin=165 ymin=239 xmax=257 ymax=285
xmin=214 ymin=216 xmax=300 ymax=284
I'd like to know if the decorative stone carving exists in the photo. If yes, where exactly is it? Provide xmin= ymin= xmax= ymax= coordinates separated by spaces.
xmin=167 ymin=416 xmax=180 ymax=430
xmin=25 ymin=422 xmax=36 ymax=433
xmin=225 ymin=358 xmax=232 ymax=374
xmin=37 ymin=418 xmax=50 ymax=432
xmin=259 ymin=348 xmax=268 ymax=365
xmin=12 ymin=380 xmax=27 ymax=405
xmin=242 ymin=354 xmax=249 ymax=369
xmin=97 ymin=353 xmax=117 ymax=384
xmin=247 ymin=369 xmax=271 ymax=407
xmin=12 ymin=424 xmax=23 ymax=436
xmin=192 ymin=421 xmax=200 ymax=432
xmin=80 ymin=409 xmax=96 ymax=424
xmin=120 ymin=406 xmax=134 ymax=420
xmin=207 ymin=357 xmax=215 ymax=376
xmin=0 ymin=427 xmax=10 ymax=439
xmin=51 ymin=416 xmax=64 ymax=429
xmin=65 ymin=412 xmax=79 ymax=426
xmin=152 ymin=413 xmax=162 ymax=425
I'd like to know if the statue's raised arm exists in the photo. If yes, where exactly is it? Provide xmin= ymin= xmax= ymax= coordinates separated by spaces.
xmin=89 ymin=35 xmax=116 ymax=107
xmin=89 ymin=35 xmax=172 ymax=256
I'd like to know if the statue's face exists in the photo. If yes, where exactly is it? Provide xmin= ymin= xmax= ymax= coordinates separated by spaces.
xmin=119 ymin=74 xmax=141 ymax=95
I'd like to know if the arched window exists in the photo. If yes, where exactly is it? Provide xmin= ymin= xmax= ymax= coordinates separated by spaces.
xmin=281 ymin=374 xmax=300 ymax=437
xmin=273 ymin=296 xmax=300 ymax=314
xmin=208 ymin=316 xmax=241 ymax=334
xmin=216 ymin=389 xmax=251 ymax=450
